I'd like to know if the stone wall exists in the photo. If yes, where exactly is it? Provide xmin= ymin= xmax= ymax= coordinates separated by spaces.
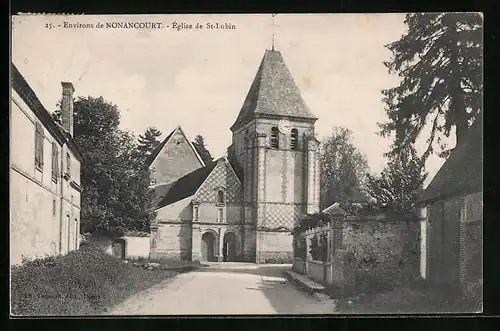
xmin=124 ymin=236 xmax=150 ymax=259
xmin=256 ymin=230 xmax=293 ymax=263
xmin=155 ymin=196 xmax=192 ymax=222
xmin=10 ymin=91 xmax=81 ymax=265
xmin=85 ymin=233 xmax=150 ymax=260
xmin=153 ymin=223 xmax=192 ymax=260
xmin=307 ymin=259 xmax=325 ymax=283
xmin=342 ymin=220 xmax=420 ymax=283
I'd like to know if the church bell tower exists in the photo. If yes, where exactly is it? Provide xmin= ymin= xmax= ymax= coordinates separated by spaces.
xmin=228 ymin=49 xmax=320 ymax=263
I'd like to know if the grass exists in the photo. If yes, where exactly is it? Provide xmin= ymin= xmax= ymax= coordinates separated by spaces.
xmin=323 ymin=269 xmax=481 ymax=314
xmin=336 ymin=287 xmax=479 ymax=314
xmin=10 ymin=244 xmax=198 ymax=316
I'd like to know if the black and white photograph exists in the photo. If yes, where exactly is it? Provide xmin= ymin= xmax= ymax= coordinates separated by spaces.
xmin=10 ymin=13 xmax=483 ymax=315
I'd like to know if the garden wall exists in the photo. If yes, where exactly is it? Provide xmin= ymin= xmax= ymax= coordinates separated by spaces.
xmin=84 ymin=233 xmax=151 ymax=260
xmin=342 ymin=220 xmax=420 ymax=281
xmin=293 ymin=214 xmax=422 ymax=293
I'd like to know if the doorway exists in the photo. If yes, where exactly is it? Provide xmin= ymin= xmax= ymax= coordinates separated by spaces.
xmin=201 ymin=232 xmax=217 ymax=262
xmin=112 ymin=238 xmax=126 ymax=259
xmin=223 ymin=232 xmax=237 ymax=262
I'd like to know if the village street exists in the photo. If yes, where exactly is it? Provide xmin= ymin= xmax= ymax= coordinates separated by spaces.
xmin=106 ymin=263 xmax=337 ymax=315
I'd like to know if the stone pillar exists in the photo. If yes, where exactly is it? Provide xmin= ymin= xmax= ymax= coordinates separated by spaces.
xmin=218 ymin=228 xmax=225 ymax=262
xmin=419 ymin=207 xmax=429 ymax=280
xmin=256 ymin=132 xmax=267 ymax=222
xmin=149 ymin=222 xmax=159 ymax=259
xmin=305 ymin=231 xmax=312 ymax=274
xmin=305 ymin=136 xmax=320 ymax=214
xmin=255 ymin=132 xmax=267 ymax=262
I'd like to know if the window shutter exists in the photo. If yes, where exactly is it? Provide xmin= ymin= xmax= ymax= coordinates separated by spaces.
xmin=55 ymin=146 xmax=59 ymax=178
xmin=35 ymin=122 xmax=44 ymax=168
xmin=66 ymin=153 xmax=71 ymax=175
xmin=52 ymin=142 xmax=59 ymax=182
xmin=34 ymin=124 xmax=39 ymax=166
xmin=40 ymin=124 xmax=44 ymax=165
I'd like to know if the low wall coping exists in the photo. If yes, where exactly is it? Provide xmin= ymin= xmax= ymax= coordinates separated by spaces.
xmin=307 ymin=259 xmax=326 ymax=265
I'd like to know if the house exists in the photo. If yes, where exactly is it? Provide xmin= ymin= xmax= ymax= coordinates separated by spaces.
xmin=10 ymin=64 xmax=83 ymax=265
xmin=418 ymin=114 xmax=483 ymax=293
xmin=148 ymin=49 xmax=321 ymax=263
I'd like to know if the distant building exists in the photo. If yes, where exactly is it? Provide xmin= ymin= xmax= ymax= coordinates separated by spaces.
xmin=418 ymin=114 xmax=483 ymax=293
xmin=148 ymin=49 xmax=321 ymax=263
xmin=10 ymin=64 xmax=83 ymax=265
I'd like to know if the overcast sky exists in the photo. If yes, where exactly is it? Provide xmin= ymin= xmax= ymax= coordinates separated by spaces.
xmin=12 ymin=13 xmax=449 ymax=185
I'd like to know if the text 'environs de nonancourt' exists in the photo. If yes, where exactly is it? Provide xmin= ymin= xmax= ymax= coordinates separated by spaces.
xmin=62 ymin=21 xmax=236 ymax=30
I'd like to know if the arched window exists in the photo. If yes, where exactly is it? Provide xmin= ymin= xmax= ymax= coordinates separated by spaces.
xmin=291 ymin=128 xmax=298 ymax=150
xmin=217 ymin=190 xmax=225 ymax=204
xmin=270 ymin=127 xmax=279 ymax=148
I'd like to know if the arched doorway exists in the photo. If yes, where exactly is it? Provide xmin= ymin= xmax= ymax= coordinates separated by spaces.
xmin=201 ymin=232 xmax=217 ymax=262
xmin=223 ymin=232 xmax=237 ymax=262
xmin=112 ymin=238 xmax=126 ymax=259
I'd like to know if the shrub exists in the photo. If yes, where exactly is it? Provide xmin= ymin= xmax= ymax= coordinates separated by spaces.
xmin=10 ymin=244 xmax=177 ymax=316
xmin=264 ymin=256 xmax=293 ymax=264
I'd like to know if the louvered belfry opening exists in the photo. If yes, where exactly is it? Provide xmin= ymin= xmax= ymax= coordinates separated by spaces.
xmin=291 ymin=128 xmax=298 ymax=150
xmin=270 ymin=126 xmax=279 ymax=148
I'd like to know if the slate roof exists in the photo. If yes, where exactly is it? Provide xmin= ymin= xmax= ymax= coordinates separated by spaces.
xmin=156 ymin=161 xmax=218 ymax=208
xmin=418 ymin=114 xmax=483 ymax=204
xmin=230 ymin=50 xmax=317 ymax=131
xmin=151 ymin=182 xmax=176 ymax=209
xmin=11 ymin=63 xmax=84 ymax=162
xmin=228 ymin=157 xmax=244 ymax=182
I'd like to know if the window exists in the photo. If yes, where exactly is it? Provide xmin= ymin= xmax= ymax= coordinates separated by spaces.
xmin=52 ymin=199 xmax=56 ymax=216
xmin=217 ymin=190 xmax=225 ymax=204
xmin=51 ymin=142 xmax=59 ymax=182
xmin=66 ymin=153 xmax=71 ymax=176
xmin=193 ymin=205 xmax=199 ymax=221
xmin=291 ymin=128 xmax=298 ymax=150
xmin=34 ymin=122 xmax=44 ymax=170
xmin=270 ymin=127 xmax=279 ymax=148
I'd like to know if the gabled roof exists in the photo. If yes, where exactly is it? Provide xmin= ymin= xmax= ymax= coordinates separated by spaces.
xmin=418 ymin=114 xmax=483 ymax=204
xmin=230 ymin=50 xmax=317 ymax=131
xmin=151 ymin=182 xmax=176 ymax=209
xmin=322 ymin=202 xmax=347 ymax=216
xmin=227 ymin=157 xmax=244 ymax=182
xmin=156 ymin=161 xmax=218 ymax=208
xmin=11 ymin=63 xmax=84 ymax=162
xmin=145 ymin=125 xmax=205 ymax=167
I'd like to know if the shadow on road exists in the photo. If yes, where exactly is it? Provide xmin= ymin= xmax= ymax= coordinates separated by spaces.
xmin=196 ymin=263 xmax=291 ymax=278
xmin=195 ymin=263 xmax=331 ymax=314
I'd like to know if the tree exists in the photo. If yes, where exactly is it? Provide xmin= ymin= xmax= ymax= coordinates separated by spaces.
xmin=137 ymin=127 xmax=163 ymax=159
xmin=366 ymin=146 xmax=427 ymax=213
xmin=380 ymin=13 xmax=483 ymax=160
xmin=192 ymin=134 xmax=214 ymax=164
xmin=55 ymin=96 xmax=155 ymax=236
xmin=320 ymin=127 xmax=369 ymax=209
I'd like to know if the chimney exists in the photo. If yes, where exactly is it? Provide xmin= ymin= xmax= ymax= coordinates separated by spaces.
xmin=61 ymin=82 xmax=75 ymax=137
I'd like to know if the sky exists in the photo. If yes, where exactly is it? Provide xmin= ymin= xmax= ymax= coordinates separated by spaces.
xmin=11 ymin=13 xmax=449 ymax=185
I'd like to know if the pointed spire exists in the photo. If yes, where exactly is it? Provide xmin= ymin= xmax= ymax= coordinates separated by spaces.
xmin=272 ymin=14 xmax=276 ymax=51
xmin=230 ymin=50 xmax=317 ymax=131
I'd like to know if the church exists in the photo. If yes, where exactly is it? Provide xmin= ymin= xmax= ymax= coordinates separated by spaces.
xmin=147 ymin=49 xmax=320 ymax=263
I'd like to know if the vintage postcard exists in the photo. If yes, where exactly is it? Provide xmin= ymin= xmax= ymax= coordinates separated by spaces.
xmin=10 ymin=13 xmax=483 ymax=316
